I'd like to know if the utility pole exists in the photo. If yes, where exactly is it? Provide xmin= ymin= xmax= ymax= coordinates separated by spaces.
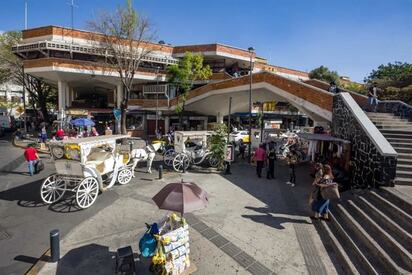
xmin=24 ymin=0 xmax=28 ymax=30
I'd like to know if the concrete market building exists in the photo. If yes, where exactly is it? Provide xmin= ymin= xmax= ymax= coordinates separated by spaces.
xmin=13 ymin=25 xmax=337 ymax=136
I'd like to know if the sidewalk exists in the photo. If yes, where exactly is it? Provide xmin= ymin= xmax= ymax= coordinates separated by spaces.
xmin=35 ymin=162 xmax=338 ymax=274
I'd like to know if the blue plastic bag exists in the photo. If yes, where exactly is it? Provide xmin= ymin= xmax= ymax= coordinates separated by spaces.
xmin=139 ymin=223 xmax=158 ymax=257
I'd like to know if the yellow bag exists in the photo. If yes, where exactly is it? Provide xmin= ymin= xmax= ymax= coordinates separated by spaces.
xmin=152 ymin=243 xmax=166 ymax=265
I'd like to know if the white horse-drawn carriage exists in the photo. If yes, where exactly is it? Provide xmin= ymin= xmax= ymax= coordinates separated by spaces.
xmin=41 ymin=135 xmax=162 ymax=209
xmin=163 ymin=131 xmax=219 ymax=172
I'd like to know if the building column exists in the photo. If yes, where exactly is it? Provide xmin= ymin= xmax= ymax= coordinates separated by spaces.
xmin=203 ymin=117 xmax=208 ymax=130
xmin=216 ymin=112 xmax=224 ymax=124
xmin=57 ymin=80 xmax=67 ymax=120
xmin=164 ymin=116 xmax=170 ymax=134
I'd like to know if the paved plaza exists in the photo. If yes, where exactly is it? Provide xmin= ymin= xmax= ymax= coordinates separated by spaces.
xmin=0 ymin=151 xmax=337 ymax=274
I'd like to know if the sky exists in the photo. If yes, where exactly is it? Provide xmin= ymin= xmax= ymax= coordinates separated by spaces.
xmin=0 ymin=0 xmax=411 ymax=82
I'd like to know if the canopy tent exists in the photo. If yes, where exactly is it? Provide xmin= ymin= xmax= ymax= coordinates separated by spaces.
xmin=297 ymin=133 xmax=350 ymax=144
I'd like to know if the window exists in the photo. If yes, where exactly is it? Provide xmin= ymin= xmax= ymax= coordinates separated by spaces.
xmin=126 ymin=113 xmax=144 ymax=130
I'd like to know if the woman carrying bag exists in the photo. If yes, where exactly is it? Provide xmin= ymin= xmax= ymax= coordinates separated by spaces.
xmin=311 ymin=164 xmax=339 ymax=221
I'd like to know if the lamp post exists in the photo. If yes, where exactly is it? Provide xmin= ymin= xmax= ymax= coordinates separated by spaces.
xmin=248 ymin=47 xmax=255 ymax=163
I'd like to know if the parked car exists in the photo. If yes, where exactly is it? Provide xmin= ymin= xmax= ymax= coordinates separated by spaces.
xmin=229 ymin=130 xmax=249 ymax=144
xmin=0 ymin=115 xmax=15 ymax=131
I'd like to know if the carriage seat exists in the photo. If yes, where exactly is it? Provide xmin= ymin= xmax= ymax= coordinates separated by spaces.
xmin=85 ymin=151 xmax=115 ymax=174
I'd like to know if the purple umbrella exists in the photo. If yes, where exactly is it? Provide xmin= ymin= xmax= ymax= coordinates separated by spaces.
xmin=152 ymin=181 xmax=209 ymax=216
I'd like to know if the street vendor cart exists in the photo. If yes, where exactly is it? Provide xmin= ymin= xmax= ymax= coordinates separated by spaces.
xmin=41 ymin=135 xmax=141 ymax=209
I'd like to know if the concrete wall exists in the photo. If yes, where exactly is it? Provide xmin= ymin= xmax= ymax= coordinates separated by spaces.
xmin=332 ymin=93 xmax=397 ymax=188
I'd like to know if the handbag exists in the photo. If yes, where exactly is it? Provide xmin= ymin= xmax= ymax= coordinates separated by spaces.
xmin=321 ymin=183 xmax=340 ymax=200
xmin=35 ymin=160 xmax=44 ymax=174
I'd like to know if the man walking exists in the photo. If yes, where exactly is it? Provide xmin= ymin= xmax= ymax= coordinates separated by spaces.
xmin=286 ymin=150 xmax=298 ymax=187
xmin=266 ymin=141 xmax=277 ymax=179
xmin=368 ymin=84 xmax=379 ymax=112
xmin=24 ymin=146 xmax=39 ymax=176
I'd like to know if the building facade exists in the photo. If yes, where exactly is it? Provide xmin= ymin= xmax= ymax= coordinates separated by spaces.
xmin=14 ymin=26 xmax=322 ymax=136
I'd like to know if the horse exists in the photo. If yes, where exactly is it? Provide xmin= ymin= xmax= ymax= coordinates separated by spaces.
xmin=130 ymin=142 xmax=164 ymax=175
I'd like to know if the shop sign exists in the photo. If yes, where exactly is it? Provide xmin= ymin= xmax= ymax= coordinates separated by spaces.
xmin=225 ymin=144 xmax=234 ymax=162
xmin=66 ymin=109 xmax=88 ymax=116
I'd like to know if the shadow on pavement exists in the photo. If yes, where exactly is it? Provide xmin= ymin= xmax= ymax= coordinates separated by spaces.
xmin=242 ymin=206 xmax=311 ymax=229
xmin=55 ymin=243 xmax=151 ymax=275
xmin=0 ymin=178 xmax=46 ymax=207
xmin=0 ymin=178 xmax=81 ymax=213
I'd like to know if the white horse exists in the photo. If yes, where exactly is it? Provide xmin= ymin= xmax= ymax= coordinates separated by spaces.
xmin=130 ymin=142 xmax=163 ymax=175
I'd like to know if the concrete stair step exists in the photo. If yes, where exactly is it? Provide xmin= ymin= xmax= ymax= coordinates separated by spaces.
xmin=381 ymin=129 xmax=412 ymax=135
xmin=380 ymin=187 xmax=412 ymax=216
xmin=396 ymin=159 xmax=412 ymax=165
xmin=355 ymin=195 xmax=412 ymax=253
xmin=383 ymin=134 xmax=412 ymax=140
xmin=390 ymin=142 xmax=412 ymax=148
xmin=371 ymin=118 xmax=410 ymax=123
xmin=395 ymin=177 xmax=412 ymax=186
xmin=333 ymin=204 xmax=408 ymax=274
xmin=375 ymin=125 xmax=412 ymax=131
xmin=396 ymin=170 xmax=412 ymax=178
xmin=394 ymin=147 xmax=412 ymax=154
xmin=367 ymin=112 xmax=396 ymax=117
xmin=397 ymin=164 xmax=412 ymax=172
xmin=317 ymin=212 xmax=376 ymax=274
xmin=386 ymin=138 xmax=412 ymax=143
xmin=346 ymin=200 xmax=412 ymax=271
xmin=396 ymin=153 xmax=412 ymax=160
xmin=365 ymin=191 xmax=412 ymax=233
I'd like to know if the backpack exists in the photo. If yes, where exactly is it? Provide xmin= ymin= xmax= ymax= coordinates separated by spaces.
xmin=268 ymin=149 xmax=276 ymax=160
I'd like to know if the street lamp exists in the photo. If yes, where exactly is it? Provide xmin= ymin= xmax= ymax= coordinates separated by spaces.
xmin=248 ymin=46 xmax=255 ymax=163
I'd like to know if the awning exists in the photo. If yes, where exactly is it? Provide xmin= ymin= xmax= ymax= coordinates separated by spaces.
xmin=297 ymin=133 xmax=350 ymax=144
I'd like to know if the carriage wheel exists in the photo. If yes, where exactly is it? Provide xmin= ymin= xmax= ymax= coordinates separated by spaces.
xmin=208 ymin=155 xmax=220 ymax=168
xmin=40 ymin=175 xmax=67 ymax=204
xmin=117 ymin=168 xmax=133 ymax=185
xmin=173 ymin=154 xmax=190 ymax=172
xmin=163 ymin=149 xmax=176 ymax=167
xmin=76 ymin=177 xmax=99 ymax=209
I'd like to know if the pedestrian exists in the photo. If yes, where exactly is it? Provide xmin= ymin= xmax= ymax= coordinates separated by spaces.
xmin=24 ymin=146 xmax=39 ymax=176
xmin=309 ymin=163 xmax=323 ymax=207
xmin=237 ymin=139 xmax=246 ymax=160
xmin=156 ymin=126 xmax=163 ymax=140
xmin=328 ymin=81 xmax=340 ymax=94
xmin=311 ymin=164 xmax=334 ymax=221
xmin=286 ymin=150 xmax=298 ymax=187
xmin=266 ymin=141 xmax=277 ymax=179
xmin=56 ymin=127 xmax=65 ymax=140
xmin=40 ymin=125 xmax=47 ymax=143
xmin=368 ymin=84 xmax=379 ymax=112
xmin=252 ymin=143 xmax=266 ymax=178
xmin=91 ymin=127 xmax=99 ymax=137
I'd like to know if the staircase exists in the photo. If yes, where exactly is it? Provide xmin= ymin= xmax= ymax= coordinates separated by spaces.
xmin=318 ymin=188 xmax=412 ymax=274
xmin=367 ymin=112 xmax=412 ymax=186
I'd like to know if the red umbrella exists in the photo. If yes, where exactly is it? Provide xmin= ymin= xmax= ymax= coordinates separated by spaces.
xmin=152 ymin=181 xmax=209 ymax=215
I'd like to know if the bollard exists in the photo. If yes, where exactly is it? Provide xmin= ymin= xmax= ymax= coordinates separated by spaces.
xmin=225 ymin=161 xmax=232 ymax=175
xmin=50 ymin=229 xmax=60 ymax=262
xmin=158 ymin=164 xmax=163 ymax=179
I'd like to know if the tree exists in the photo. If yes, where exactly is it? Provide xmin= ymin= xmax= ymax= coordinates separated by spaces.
xmin=364 ymin=62 xmax=412 ymax=104
xmin=167 ymin=52 xmax=212 ymax=128
xmin=88 ymin=0 xmax=156 ymax=134
xmin=0 ymin=31 xmax=56 ymax=123
xmin=309 ymin=65 xmax=340 ymax=85
xmin=208 ymin=123 xmax=228 ymax=170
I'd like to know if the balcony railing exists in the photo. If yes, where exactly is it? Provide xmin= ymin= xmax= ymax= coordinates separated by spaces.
xmin=13 ymin=40 xmax=179 ymax=65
